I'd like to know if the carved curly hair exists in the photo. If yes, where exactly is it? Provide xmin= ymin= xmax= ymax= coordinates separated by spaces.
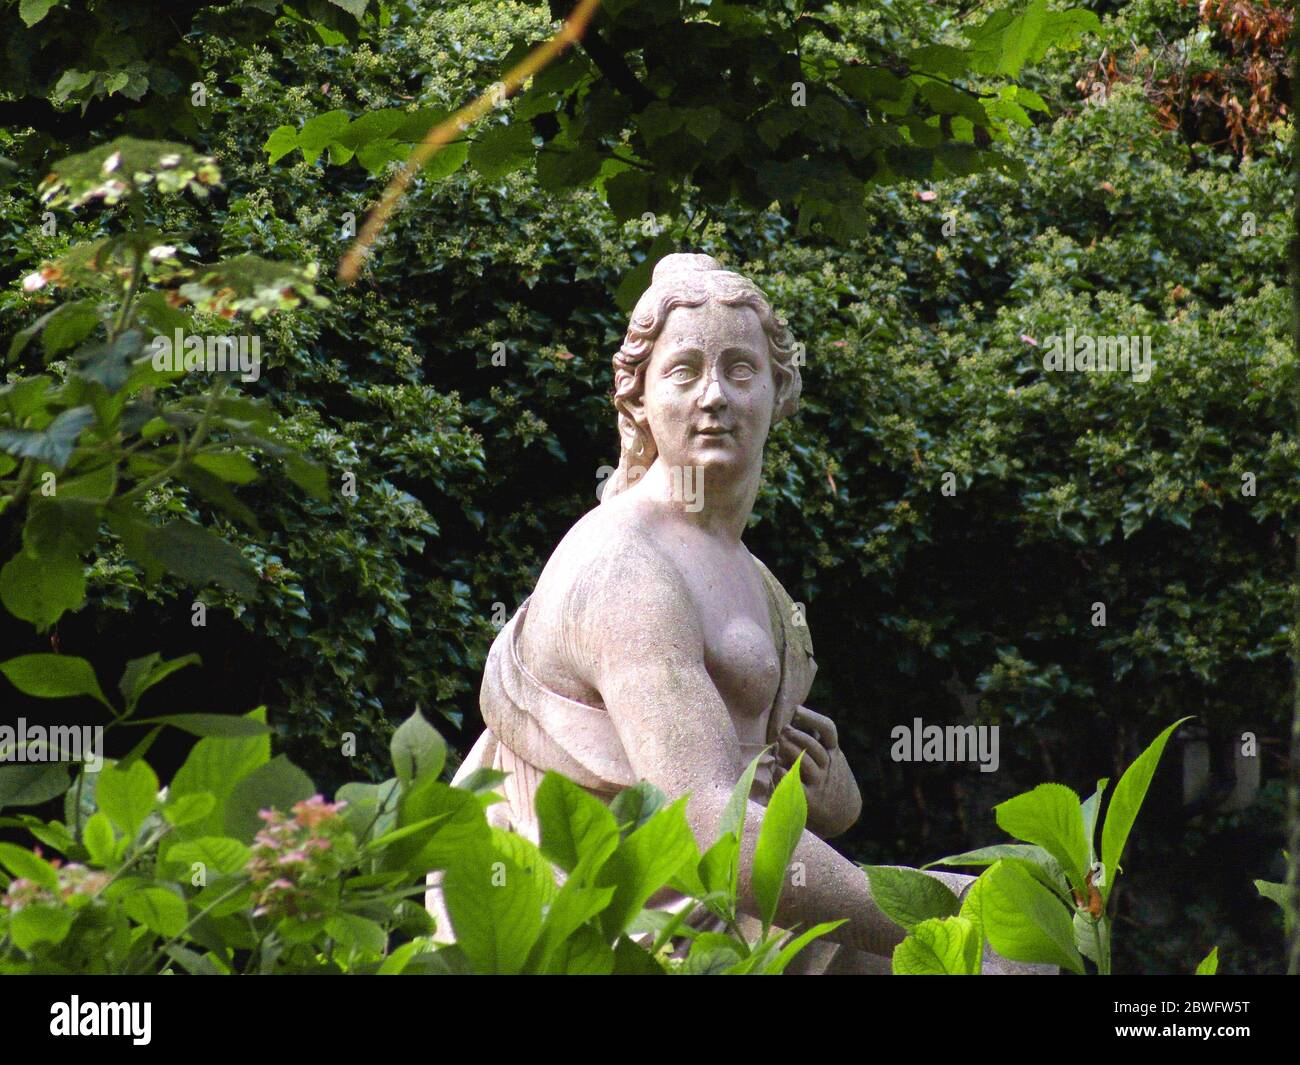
xmin=600 ymin=253 xmax=802 ymax=503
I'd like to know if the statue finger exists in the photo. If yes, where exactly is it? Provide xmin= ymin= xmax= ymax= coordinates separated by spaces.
xmin=792 ymin=705 xmax=838 ymax=749
xmin=782 ymin=727 xmax=831 ymax=770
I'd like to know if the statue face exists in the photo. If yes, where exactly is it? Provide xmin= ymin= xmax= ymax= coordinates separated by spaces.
xmin=635 ymin=300 xmax=776 ymax=481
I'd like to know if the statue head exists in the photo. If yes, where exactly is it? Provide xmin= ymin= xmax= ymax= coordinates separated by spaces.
xmin=600 ymin=253 xmax=802 ymax=503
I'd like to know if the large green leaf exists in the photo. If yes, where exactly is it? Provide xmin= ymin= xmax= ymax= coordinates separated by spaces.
xmin=167 ymin=708 xmax=271 ymax=840
xmin=0 ymin=405 xmax=95 ymax=471
xmin=442 ymin=840 xmax=544 ymax=974
xmin=994 ymin=782 xmax=1089 ymax=893
xmin=0 ymin=841 xmax=60 ymax=890
xmin=325 ymin=912 xmax=387 ymax=958
xmin=10 ymin=905 xmax=75 ymax=950
xmin=0 ymin=654 xmax=111 ymax=709
xmin=116 ymin=652 xmax=201 ymax=713
xmin=297 ymin=109 xmax=352 ymax=165
xmin=0 ymin=548 xmax=87 ymax=632
xmin=1100 ymin=718 xmax=1191 ymax=901
xmin=82 ymin=810 xmax=116 ymax=865
xmin=382 ymin=775 xmax=488 ymax=873
xmin=751 ymin=752 xmax=807 ymax=929
xmin=863 ymin=865 xmax=961 ymax=931
xmin=764 ymin=920 xmax=846 ymax=975
xmin=140 ymin=520 xmax=259 ymax=598
xmin=96 ymin=758 xmax=159 ymax=838
xmin=609 ymin=780 xmax=666 ymax=835
xmin=525 ymin=881 xmax=617 ymax=974
xmin=534 ymin=772 xmax=619 ymax=881
xmin=469 ymin=122 xmax=534 ymax=181
xmin=223 ymin=755 xmax=316 ymax=841
xmin=136 ymin=713 xmax=270 ymax=738
xmin=336 ymin=778 xmax=399 ymax=841
xmin=19 ymin=0 xmax=61 ymax=28
xmin=122 ymin=886 xmax=188 ymax=938
xmin=1079 ymin=777 xmax=1109 ymax=866
xmin=0 ymin=764 xmax=72 ymax=810
xmin=389 ymin=709 xmax=446 ymax=784
xmin=892 ymin=915 xmax=981 ymax=975
xmin=979 ymin=859 xmax=1084 ymax=974
xmin=596 ymin=797 xmax=698 ymax=938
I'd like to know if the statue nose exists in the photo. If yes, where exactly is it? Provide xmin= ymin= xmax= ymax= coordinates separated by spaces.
xmin=698 ymin=372 xmax=727 ymax=409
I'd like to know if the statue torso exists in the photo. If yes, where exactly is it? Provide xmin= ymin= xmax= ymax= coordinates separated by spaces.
xmin=516 ymin=497 xmax=780 ymax=758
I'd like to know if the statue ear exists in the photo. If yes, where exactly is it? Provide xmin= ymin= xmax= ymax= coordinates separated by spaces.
xmin=771 ymin=363 xmax=801 ymax=424
xmin=619 ymin=387 xmax=651 ymax=440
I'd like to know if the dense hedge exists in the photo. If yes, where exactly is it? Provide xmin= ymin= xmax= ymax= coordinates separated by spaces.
xmin=1 ymin=0 xmax=1293 ymax=972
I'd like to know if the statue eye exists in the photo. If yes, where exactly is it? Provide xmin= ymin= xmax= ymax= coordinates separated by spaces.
xmin=729 ymin=363 xmax=756 ymax=380
xmin=667 ymin=365 xmax=697 ymax=382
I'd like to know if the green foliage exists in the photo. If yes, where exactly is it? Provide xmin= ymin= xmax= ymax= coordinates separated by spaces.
xmin=1254 ymin=855 xmax=1295 ymax=938
xmin=289 ymin=0 xmax=1100 ymax=241
xmin=906 ymin=719 xmax=1198 ymax=974
xmin=862 ymin=864 xmax=960 ymax=930
xmin=0 ymin=713 xmax=832 ymax=974
xmin=0 ymin=136 xmax=328 ymax=660
xmin=0 ymin=0 xmax=1291 ymax=975
xmin=0 ymin=0 xmax=374 ymax=147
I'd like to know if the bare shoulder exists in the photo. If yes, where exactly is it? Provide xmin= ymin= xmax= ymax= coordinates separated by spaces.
xmin=525 ymin=496 xmax=704 ymax=676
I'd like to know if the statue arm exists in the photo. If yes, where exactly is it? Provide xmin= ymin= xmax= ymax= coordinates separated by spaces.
xmin=570 ymin=541 xmax=906 ymax=956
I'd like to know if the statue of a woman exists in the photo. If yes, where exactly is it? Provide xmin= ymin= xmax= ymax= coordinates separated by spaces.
xmin=429 ymin=253 xmax=1021 ymax=973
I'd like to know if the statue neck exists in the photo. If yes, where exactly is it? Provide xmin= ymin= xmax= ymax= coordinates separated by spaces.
xmin=638 ymin=456 xmax=760 ymax=541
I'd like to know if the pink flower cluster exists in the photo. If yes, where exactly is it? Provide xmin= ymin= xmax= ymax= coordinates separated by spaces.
xmin=245 ymin=795 xmax=352 ymax=920
xmin=0 ymin=852 xmax=110 ymax=913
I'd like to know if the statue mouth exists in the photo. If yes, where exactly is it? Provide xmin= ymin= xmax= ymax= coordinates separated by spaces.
xmin=695 ymin=425 xmax=732 ymax=436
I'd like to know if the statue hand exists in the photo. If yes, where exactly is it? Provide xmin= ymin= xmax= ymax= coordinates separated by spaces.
xmin=774 ymin=705 xmax=838 ymax=793
xmin=774 ymin=706 xmax=860 ymax=837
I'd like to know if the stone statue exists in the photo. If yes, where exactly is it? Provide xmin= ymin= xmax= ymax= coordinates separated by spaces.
xmin=428 ymin=253 xmax=1049 ymax=974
